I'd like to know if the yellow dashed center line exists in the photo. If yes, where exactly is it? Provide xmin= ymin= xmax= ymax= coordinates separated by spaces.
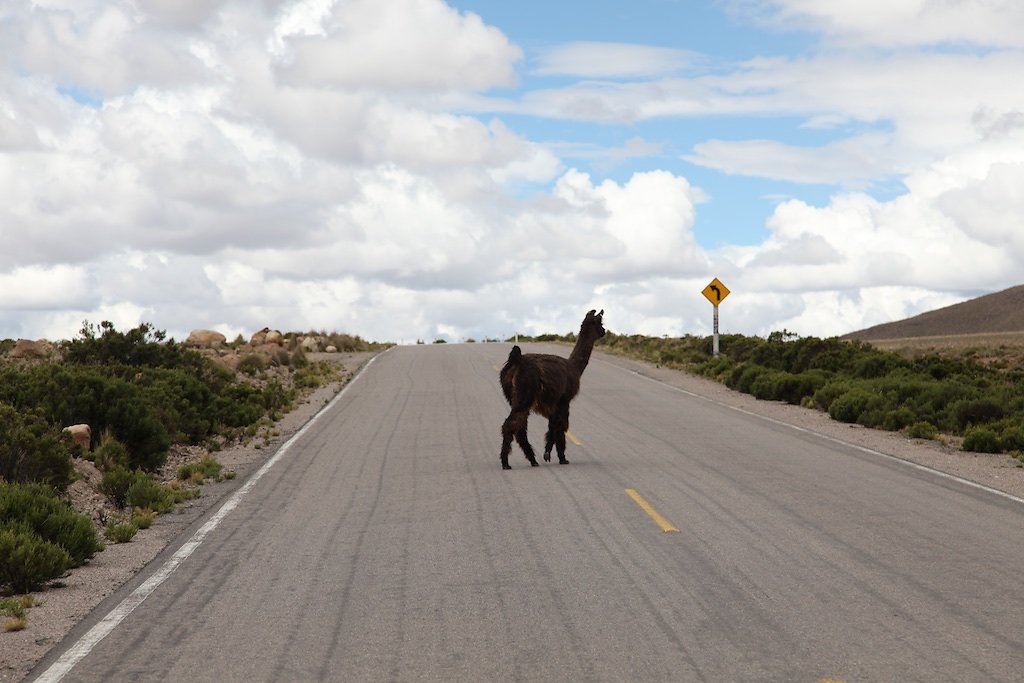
xmin=625 ymin=489 xmax=679 ymax=533
xmin=566 ymin=430 xmax=582 ymax=446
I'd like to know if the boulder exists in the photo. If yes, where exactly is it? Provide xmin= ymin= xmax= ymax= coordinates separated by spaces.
xmin=250 ymin=328 xmax=283 ymax=346
xmin=250 ymin=327 xmax=271 ymax=346
xmin=300 ymin=336 xmax=322 ymax=352
xmin=10 ymin=339 xmax=54 ymax=358
xmin=186 ymin=329 xmax=226 ymax=348
xmin=63 ymin=424 xmax=92 ymax=452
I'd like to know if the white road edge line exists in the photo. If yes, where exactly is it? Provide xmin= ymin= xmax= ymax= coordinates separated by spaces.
xmin=33 ymin=353 xmax=383 ymax=683
xmin=609 ymin=362 xmax=1024 ymax=508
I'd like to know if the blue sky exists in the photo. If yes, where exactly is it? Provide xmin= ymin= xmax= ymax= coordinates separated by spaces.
xmin=451 ymin=0 xmax=831 ymax=247
xmin=2 ymin=0 xmax=1024 ymax=343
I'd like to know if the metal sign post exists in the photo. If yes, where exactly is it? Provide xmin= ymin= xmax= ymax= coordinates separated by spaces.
xmin=701 ymin=277 xmax=731 ymax=358
xmin=713 ymin=304 xmax=720 ymax=357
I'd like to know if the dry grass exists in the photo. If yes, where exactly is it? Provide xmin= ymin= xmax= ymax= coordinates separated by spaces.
xmin=866 ymin=331 xmax=1024 ymax=370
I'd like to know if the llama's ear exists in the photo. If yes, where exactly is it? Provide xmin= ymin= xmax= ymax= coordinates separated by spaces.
xmin=598 ymin=309 xmax=604 ymax=317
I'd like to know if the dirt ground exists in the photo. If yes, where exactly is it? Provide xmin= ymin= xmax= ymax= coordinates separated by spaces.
xmin=5 ymin=348 xmax=1024 ymax=681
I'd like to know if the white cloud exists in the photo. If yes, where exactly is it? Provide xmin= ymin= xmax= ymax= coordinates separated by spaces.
xmin=736 ymin=0 xmax=1024 ymax=49
xmin=274 ymin=0 xmax=522 ymax=91
xmin=534 ymin=42 xmax=699 ymax=78
xmin=685 ymin=132 xmax=902 ymax=187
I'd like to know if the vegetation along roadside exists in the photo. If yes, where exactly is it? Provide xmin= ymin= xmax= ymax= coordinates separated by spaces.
xmin=0 ymin=321 xmax=388 ymax=629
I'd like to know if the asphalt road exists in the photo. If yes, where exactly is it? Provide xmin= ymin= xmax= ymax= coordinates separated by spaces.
xmin=32 ymin=343 xmax=1024 ymax=682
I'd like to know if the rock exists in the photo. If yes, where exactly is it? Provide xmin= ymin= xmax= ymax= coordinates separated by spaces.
xmin=63 ymin=424 xmax=92 ymax=452
xmin=250 ymin=328 xmax=283 ymax=346
xmin=249 ymin=327 xmax=271 ymax=346
xmin=325 ymin=345 xmax=338 ymax=353
xmin=186 ymin=329 xmax=226 ymax=348
xmin=301 ymin=336 xmax=322 ymax=352
xmin=10 ymin=339 xmax=54 ymax=358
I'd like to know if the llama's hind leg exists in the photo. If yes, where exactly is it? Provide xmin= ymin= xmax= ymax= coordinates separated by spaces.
xmin=500 ymin=412 xmax=522 ymax=470
xmin=501 ymin=411 xmax=537 ymax=469
xmin=515 ymin=428 xmax=539 ymax=466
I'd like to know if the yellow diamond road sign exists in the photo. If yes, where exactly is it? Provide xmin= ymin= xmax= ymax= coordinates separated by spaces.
xmin=702 ymin=278 xmax=730 ymax=305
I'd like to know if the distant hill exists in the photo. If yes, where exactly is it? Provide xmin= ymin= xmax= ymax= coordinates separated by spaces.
xmin=844 ymin=285 xmax=1024 ymax=341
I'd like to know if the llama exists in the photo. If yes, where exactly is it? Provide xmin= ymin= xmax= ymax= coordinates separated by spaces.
xmin=498 ymin=309 xmax=606 ymax=470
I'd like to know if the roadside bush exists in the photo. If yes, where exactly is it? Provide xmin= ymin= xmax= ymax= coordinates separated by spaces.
xmin=0 ymin=403 xmax=74 ymax=490
xmin=237 ymin=354 xmax=267 ymax=377
xmin=851 ymin=353 xmax=904 ymax=379
xmin=962 ymin=426 xmax=1001 ymax=453
xmin=177 ymin=456 xmax=223 ymax=484
xmin=0 ymin=525 xmax=72 ymax=593
xmin=829 ymin=388 xmax=885 ymax=424
xmin=999 ymin=425 xmax=1024 ymax=453
xmin=105 ymin=519 xmax=138 ymax=543
xmin=725 ymin=364 xmax=771 ymax=394
xmin=812 ymin=381 xmax=854 ymax=412
xmin=0 ymin=482 xmax=101 ymax=567
xmin=749 ymin=370 xmax=828 ymax=405
xmin=953 ymin=398 xmax=1005 ymax=430
xmin=879 ymin=406 xmax=917 ymax=431
xmin=907 ymin=421 xmax=939 ymax=440
xmin=125 ymin=476 xmax=174 ymax=513
xmin=100 ymin=466 xmax=150 ymax=509
xmin=93 ymin=433 xmax=129 ymax=471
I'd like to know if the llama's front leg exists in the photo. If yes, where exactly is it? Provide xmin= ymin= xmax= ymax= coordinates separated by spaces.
xmin=543 ymin=420 xmax=556 ymax=462
xmin=554 ymin=408 xmax=570 ymax=464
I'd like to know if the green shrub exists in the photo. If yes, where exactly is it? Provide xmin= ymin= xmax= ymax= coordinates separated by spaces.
xmin=132 ymin=508 xmax=156 ymax=529
xmin=0 ymin=482 xmax=101 ymax=566
xmin=237 ymin=354 xmax=267 ymax=376
xmin=125 ymin=476 xmax=173 ymax=513
xmin=829 ymin=388 xmax=884 ymax=424
xmin=105 ymin=520 xmax=138 ymax=543
xmin=907 ymin=421 xmax=939 ymax=440
xmin=0 ymin=403 xmax=74 ymax=490
xmin=962 ymin=426 xmax=1001 ymax=453
xmin=953 ymin=398 xmax=1004 ymax=429
xmin=812 ymin=381 xmax=853 ymax=412
xmin=94 ymin=434 xmax=129 ymax=471
xmin=879 ymin=407 xmax=917 ymax=431
xmin=725 ymin=364 xmax=770 ymax=394
xmin=100 ymin=466 xmax=151 ymax=509
xmin=0 ymin=525 xmax=72 ymax=593
xmin=177 ymin=456 xmax=223 ymax=484
xmin=999 ymin=425 xmax=1024 ymax=453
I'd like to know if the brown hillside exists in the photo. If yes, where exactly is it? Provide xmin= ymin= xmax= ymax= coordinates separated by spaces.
xmin=844 ymin=284 xmax=1024 ymax=340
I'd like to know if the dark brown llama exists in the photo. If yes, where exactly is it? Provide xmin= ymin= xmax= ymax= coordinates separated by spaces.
xmin=498 ymin=309 xmax=606 ymax=470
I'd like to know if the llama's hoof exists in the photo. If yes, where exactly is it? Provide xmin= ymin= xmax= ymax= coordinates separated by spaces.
xmin=558 ymin=458 xmax=569 ymax=465
xmin=543 ymin=453 xmax=551 ymax=462
xmin=529 ymin=460 xmax=539 ymax=467
xmin=501 ymin=463 xmax=511 ymax=470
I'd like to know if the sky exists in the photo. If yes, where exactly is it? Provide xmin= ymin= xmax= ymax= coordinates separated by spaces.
xmin=2 ymin=0 xmax=1023 ymax=344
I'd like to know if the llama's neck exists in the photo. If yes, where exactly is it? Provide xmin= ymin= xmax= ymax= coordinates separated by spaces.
xmin=568 ymin=330 xmax=599 ymax=375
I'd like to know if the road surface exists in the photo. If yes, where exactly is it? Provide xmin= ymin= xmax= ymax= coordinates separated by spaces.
xmin=32 ymin=343 xmax=1024 ymax=682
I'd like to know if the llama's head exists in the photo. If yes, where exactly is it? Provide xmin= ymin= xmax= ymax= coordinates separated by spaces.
xmin=583 ymin=309 xmax=606 ymax=338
